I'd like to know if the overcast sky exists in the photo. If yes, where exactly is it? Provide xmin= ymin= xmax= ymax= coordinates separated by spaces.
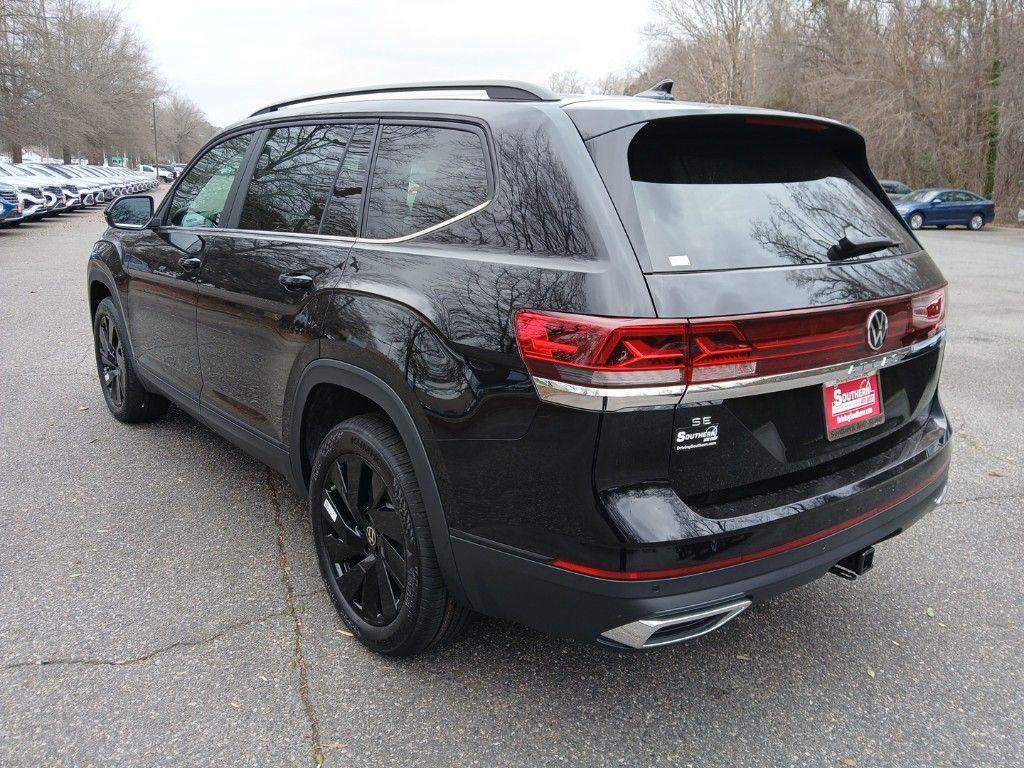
xmin=120 ymin=0 xmax=652 ymax=127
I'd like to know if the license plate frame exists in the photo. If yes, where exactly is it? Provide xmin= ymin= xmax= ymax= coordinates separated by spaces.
xmin=822 ymin=373 xmax=885 ymax=441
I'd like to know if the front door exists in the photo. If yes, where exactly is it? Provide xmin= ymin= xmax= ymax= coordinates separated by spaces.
xmin=928 ymin=193 xmax=958 ymax=225
xmin=125 ymin=133 xmax=255 ymax=399
xmin=196 ymin=121 xmax=372 ymax=444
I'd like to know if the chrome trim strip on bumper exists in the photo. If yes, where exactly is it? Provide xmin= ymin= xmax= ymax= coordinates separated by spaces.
xmin=601 ymin=598 xmax=752 ymax=649
xmin=531 ymin=377 xmax=686 ymax=412
xmin=532 ymin=331 xmax=945 ymax=412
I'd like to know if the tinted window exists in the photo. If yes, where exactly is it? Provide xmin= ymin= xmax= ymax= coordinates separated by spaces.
xmin=628 ymin=118 xmax=914 ymax=270
xmin=320 ymin=124 xmax=375 ymax=238
xmin=168 ymin=134 xmax=252 ymax=228
xmin=238 ymin=124 xmax=353 ymax=234
xmin=364 ymin=125 xmax=488 ymax=240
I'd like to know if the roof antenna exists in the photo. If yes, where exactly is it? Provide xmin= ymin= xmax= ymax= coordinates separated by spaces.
xmin=633 ymin=79 xmax=675 ymax=101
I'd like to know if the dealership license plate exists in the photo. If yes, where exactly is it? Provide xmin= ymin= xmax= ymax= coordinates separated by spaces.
xmin=823 ymin=373 xmax=885 ymax=440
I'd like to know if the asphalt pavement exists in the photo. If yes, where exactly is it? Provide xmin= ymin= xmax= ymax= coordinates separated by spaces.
xmin=0 ymin=205 xmax=1020 ymax=767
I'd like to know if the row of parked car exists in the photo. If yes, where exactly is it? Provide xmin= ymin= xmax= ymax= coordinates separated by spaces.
xmin=0 ymin=163 xmax=160 ymax=226
xmin=139 ymin=163 xmax=186 ymax=183
xmin=879 ymin=180 xmax=996 ymax=230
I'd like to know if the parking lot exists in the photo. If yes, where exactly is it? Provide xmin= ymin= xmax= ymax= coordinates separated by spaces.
xmin=0 ymin=206 xmax=1020 ymax=767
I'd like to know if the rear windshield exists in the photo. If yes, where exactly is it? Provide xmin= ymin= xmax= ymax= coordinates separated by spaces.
xmin=628 ymin=118 xmax=915 ymax=271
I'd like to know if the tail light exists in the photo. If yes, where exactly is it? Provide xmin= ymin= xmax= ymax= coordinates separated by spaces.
xmin=515 ymin=286 xmax=946 ymax=393
xmin=910 ymin=287 xmax=946 ymax=332
xmin=514 ymin=311 xmax=688 ymax=387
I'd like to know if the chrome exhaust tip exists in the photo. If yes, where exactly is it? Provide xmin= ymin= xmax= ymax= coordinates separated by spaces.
xmin=600 ymin=598 xmax=752 ymax=649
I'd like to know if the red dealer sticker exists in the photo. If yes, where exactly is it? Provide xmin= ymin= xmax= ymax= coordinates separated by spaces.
xmin=823 ymin=373 xmax=885 ymax=440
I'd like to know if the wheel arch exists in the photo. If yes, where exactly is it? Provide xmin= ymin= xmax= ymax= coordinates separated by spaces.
xmin=89 ymin=277 xmax=113 ymax=319
xmin=289 ymin=359 xmax=468 ymax=604
xmin=87 ymin=240 xmax=127 ymax=317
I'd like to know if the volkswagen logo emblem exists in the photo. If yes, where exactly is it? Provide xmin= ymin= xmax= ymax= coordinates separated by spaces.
xmin=866 ymin=309 xmax=889 ymax=351
xmin=365 ymin=526 xmax=378 ymax=547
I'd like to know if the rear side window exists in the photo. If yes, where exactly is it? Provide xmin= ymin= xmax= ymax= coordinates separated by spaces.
xmin=364 ymin=124 xmax=488 ymax=240
xmin=169 ymin=134 xmax=252 ymax=228
xmin=320 ymin=124 xmax=375 ymax=238
xmin=239 ymin=124 xmax=353 ymax=234
xmin=628 ymin=118 xmax=914 ymax=271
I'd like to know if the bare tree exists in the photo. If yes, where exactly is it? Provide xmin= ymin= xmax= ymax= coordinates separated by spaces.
xmin=157 ymin=93 xmax=215 ymax=162
xmin=576 ymin=0 xmax=1024 ymax=222
xmin=548 ymin=69 xmax=589 ymax=94
xmin=0 ymin=0 xmax=214 ymax=164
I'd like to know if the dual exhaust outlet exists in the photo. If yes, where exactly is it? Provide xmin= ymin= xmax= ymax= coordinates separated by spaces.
xmin=600 ymin=545 xmax=877 ymax=649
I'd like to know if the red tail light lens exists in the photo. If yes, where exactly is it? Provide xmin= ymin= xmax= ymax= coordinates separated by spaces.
xmin=515 ymin=286 xmax=946 ymax=391
xmin=514 ymin=311 xmax=688 ymax=387
xmin=910 ymin=287 xmax=946 ymax=333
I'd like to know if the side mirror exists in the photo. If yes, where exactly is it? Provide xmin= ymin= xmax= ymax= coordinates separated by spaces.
xmin=105 ymin=195 xmax=154 ymax=229
xmin=930 ymin=199 xmax=942 ymax=205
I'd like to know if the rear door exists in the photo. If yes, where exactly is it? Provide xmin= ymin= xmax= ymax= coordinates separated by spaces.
xmin=194 ymin=120 xmax=373 ymax=444
xmin=581 ymin=113 xmax=946 ymax=507
xmin=950 ymin=191 xmax=974 ymax=224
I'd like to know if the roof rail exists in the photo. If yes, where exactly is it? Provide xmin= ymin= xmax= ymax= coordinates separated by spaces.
xmin=250 ymin=80 xmax=560 ymax=116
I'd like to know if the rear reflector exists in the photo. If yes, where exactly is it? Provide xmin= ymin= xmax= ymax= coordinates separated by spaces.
xmin=515 ymin=286 xmax=946 ymax=390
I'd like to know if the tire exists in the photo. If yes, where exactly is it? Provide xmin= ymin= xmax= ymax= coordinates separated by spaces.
xmin=310 ymin=414 xmax=471 ymax=656
xmin=968 ymin=213 xmax=984 ymax=231
xmin=92 ymin=297 xmax=169 ymax=423
xmin=908 ymin=212 xmax=924 ymax=230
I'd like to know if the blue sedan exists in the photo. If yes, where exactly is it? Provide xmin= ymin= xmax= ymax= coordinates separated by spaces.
xmin=894 ymin=188 xmax=995 ymax=231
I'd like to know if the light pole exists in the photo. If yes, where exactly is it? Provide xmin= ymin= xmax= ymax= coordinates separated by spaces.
xmin=151 ymin=101 xmax=159 ymax=167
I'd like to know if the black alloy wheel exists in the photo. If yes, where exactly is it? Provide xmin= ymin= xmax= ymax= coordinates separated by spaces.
xmin=310 ymin=414 xmax=471 ymax=656
xmin=91 ymin=297 xmax=169 ymax=423
xmin=318 ymin=454 xmax=408 ymax=626
xmin=96 ymin=313 xmax=127 ymax=409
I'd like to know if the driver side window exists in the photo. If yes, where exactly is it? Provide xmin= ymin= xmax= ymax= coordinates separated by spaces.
xmin=168 ymin=134 xmax=253 ymax=228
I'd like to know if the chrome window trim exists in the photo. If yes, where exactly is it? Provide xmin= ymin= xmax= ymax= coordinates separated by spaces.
xmin=531 ymin=331 xmax=945 ymax=412
xmin=354 ymin=198 xmax=491 ymax=244
xmin=160 ymin=198 xmax=491 ymax=246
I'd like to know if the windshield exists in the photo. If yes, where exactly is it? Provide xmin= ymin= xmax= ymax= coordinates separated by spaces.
xmin=627 ymin=118 xmax=914 ymax=271
xmin=903 ymin=190 xmax=937 ymax=202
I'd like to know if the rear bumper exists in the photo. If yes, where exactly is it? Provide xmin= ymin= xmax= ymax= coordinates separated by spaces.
xmin=450 ymin=437 xmax=950 ymax=644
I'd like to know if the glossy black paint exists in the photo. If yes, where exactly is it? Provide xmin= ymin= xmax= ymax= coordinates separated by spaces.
xmin=87 ymin=93 xmax=951 ymax=640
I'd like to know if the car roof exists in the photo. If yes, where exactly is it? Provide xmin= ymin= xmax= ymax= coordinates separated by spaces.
xmin=224 ymin=81 xmax=857 ymax=140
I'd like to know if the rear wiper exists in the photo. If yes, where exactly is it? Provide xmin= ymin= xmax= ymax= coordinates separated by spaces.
xmin=827 ymin=232 xmax=899 ymax=261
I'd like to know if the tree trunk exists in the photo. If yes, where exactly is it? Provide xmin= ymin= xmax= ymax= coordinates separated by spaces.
xmin=983 ymin=57 xmax=1001 ymax=200
xmin=8 ymin=143 xmax=23 ymax=163
xmin=62 ymin=145 xmax=72 ymax=164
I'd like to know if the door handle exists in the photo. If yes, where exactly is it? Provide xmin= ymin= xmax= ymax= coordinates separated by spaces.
xmin=279 ymin=273 xmax=314 ymax=291
xmin=178 ymin=257 xmax=202 ymax=270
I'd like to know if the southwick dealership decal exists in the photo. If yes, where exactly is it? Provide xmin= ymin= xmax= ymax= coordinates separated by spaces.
xmin=676 ymin=416 xmax=720 ymax=451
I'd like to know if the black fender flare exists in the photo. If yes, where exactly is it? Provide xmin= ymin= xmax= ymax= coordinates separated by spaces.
xmin=288 ymin=358 xmax=468 ymax=605
xmin=86 ymin=259 xmax=134 ymax=347
xmin=86 ymin=260 xmax=120 ymax=312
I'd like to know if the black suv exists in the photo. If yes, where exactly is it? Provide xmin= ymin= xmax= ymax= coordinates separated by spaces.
xmin=89 ymin=80 xmax=950 ymax=655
